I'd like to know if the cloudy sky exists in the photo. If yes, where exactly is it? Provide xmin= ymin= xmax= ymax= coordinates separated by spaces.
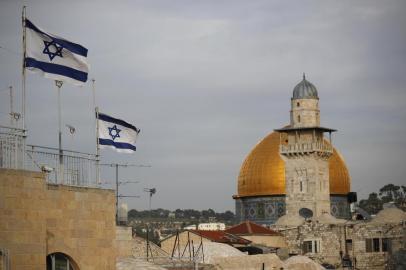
xmin=1 ymin=0 xmax=405 ymax=212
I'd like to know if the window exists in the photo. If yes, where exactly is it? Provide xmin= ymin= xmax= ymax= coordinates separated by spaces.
xmin=346 ymin=239 xmax=353 ymax=252
xmin=298 ymin=115 xmax=301 ymax=122
xmin=302 ymin=240 xmax=320 ymax=254
xmin=366 ymin=239 xmax=372 ymax=252
xmin=382 ymin=238 xmax=391 ymax=252
xmin=297 ymin=102 xmax=300 ymax=107
xmin=373 ymin=238 xmax=380 ymax=252
xmin=47 ymin=253 xmax=77 ymax=270
xmin=366 ymin=238 xmax=389 ymax=253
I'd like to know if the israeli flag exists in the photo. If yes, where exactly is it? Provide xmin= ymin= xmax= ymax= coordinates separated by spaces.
xmin=24 ymin=19 xmax=89 ymax=86
xmin=97 ymin=112 xmax=140 ymax=153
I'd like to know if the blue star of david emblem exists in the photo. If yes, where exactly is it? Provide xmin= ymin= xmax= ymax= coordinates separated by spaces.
xmin=108 ymin=125 xmax=121 ymax=141
xmin=43 ymin=40 xmax=63 ymax=61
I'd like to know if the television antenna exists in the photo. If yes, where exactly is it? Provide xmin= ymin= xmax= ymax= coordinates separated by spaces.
xmin=100 ymin=163 xmax=151 ymax=224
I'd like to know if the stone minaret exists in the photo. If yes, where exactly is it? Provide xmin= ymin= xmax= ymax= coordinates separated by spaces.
xmin=276 ymin=74 xmax=335 ymax=217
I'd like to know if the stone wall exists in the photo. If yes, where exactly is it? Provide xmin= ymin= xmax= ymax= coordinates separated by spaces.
xmin=282 ymin=154 xmax=331 ymax=217
xmin=276 ymin=219 xmax=406 ymax=270
xmin=0 ymin=169 xmax=47 ymax=269
xmin=115 ymin=226 xmax=133 ymax=258
xmin=0 ymin=168 xmax=116 ymax=270
xmin=290 ymin=98 xmax=320 ymax=128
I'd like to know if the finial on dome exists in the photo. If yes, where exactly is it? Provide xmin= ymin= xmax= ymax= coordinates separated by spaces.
xmin=303 ymin=73 xmax=306 ymax=80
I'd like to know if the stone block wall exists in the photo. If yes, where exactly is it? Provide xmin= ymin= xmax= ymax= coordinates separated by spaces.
xmin=290 ymin=98 xmax=320 ymax=128
xmin=115 ymin=226 xmax=133 ymax=258
xmin=283 ymin=155 xmax=331 ymax=217
xmin=0 ymin=169 xmax=47 ymax=269
xmin=276 ymin=219 xmax=406 ymax=270
xmin=45 ymin=183 xmax=116 ymax=270
xmin=0 ymin=168 xmax=116 ymax=270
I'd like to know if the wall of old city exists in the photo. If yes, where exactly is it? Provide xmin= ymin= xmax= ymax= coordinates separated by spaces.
xmin=0 ymin=168 xmax=116 ymax=270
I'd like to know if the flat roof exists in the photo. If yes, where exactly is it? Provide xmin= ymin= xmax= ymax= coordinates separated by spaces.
xmin=274 ymin=126 xmax=336 ymax=132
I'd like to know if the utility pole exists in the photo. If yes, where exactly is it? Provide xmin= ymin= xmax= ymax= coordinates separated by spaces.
xmin=100 ymin=163 xmax=151 ymax=224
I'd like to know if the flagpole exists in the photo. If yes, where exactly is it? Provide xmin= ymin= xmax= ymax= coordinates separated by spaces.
xmin=21 ymin=6 xmax=27 ymax=169
xmin=92 ymin=78 xmax=100 ymax=185
xmin=56 ymin=80 xmax=64 ymax=184
xmin=21 ymin=6 xmax=26 ymax=130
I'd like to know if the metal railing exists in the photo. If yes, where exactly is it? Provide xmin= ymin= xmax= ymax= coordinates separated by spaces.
xmin=26 ymin=145 xmax=98 ymax=187
xmin=0 ymin=125 xmax=26 ymax=170
xmin=280 ymin=142 xmax=333 ymax=154
xmin=1 ymin=125 xmax=99 ymax=187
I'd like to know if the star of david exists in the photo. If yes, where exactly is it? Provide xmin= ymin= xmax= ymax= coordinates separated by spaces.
xmin=43 ymin=40 xmax=63 ymax=61
xmin=108 ymin=125 xmax=121 ymax=141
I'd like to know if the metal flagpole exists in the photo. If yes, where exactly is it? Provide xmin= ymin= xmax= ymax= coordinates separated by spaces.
xmin=56 ymin=80 xmax=64 ymax=184
xmin=21 ymin=6 xmax=26 ymax=130
xmin=92 ymin=79 xmax=100 ymax=185
xmin=21 ymin=6 xmax=27 ymax=169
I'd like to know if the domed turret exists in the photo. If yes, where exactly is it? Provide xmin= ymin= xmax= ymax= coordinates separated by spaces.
xmin=292 ymin=74 xmax=318 ymax=99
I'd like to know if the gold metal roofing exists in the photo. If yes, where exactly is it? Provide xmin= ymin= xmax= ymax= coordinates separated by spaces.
xmin=237 ymin=131 xmax=351 ymax=197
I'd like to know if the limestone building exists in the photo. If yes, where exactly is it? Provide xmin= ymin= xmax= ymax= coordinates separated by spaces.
xmin=234 ymin=75 xmax=352 ymax=224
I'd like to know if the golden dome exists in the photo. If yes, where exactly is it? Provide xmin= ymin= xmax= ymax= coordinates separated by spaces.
xmin=237 ymin=131 xmax=350 ymax=198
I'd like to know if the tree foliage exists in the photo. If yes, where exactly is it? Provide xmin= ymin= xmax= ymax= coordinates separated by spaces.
xmin=358 ymin=184 xmax=406 ymax=214
xmin=128 ymin=208 xmax=235 ymax=222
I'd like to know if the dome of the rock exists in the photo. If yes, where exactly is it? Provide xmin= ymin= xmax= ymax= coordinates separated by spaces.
xmin=237 ymin=131 xmax=351 ymax=198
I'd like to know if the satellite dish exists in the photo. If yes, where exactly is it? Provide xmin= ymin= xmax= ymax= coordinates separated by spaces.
xmin=299 ymin=208 xmax=313 ymax=219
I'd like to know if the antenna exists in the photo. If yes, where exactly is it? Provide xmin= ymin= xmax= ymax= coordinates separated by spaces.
xmin=100 ymin=163 xmax=151 ymax=224
xmin=144 ymin=187 xmax=157 ymax=213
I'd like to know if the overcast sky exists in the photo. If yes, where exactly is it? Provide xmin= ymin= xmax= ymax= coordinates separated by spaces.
xmin=1 ymin=0 xmax=405 ymax=212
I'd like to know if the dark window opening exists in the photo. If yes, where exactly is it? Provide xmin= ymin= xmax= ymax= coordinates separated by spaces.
xmin=47 ymin=253 xmax=77 ymax=270
xmin=366 ymin=238 xmax=382 ymax=253
xmin=346 ymin=239 xmax=353 ymax=251
xmin=298 ymin=115 xmax=301 ymax=122
xmin=373 ymin=238 xmax=380 ymax=252
xmin=382 ymin=238 xmax=391 ymax=252
xmin=302 ymin=240 xmax=320 ymax=254
xmin=366 ymin=239 xmax=372 ymax=252
xmin=297 ymin=102 xmax=300 ymax=107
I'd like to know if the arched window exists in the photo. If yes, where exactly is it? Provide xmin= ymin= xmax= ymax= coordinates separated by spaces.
xmin=47 ymin=253 xmax=78 ymax=270
xmin=297 ymin=102 xmax=300 ymax=107
xmin=298 ymin=115 xmax=301 ymax=123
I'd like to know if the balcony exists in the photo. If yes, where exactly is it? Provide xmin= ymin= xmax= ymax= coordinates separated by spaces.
xmin=1 ymin=125 xmax=99 ymax=187
xmin=280 ymin=142 xmax=333 ymax=155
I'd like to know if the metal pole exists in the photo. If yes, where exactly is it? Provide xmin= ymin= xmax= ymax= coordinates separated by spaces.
xmin=56 ymin=80 xmax=64 ymax=184
xmin=9 ymin=86 xmax=13 ymax=126
xmin=21 ymin=6 xmax=26 ymax=131
xmin=93 ymin=79 xmax=100 ymax=185
xmin=95 ymin=106 xmax=100 ymax=184
xmin=149 ymin=192 xmax=152 ymax=213
xmin=116 ymin=163 xmax=119 ymax=224
xmin=147 ymin=227 xmax=150 ymax=260
xmin=21 ymin=6 xmax=27 ymax=169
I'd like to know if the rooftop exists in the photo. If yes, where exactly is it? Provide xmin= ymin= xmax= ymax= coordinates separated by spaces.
xmin=189 ymin=230 xmax=251 ymax=245
xmin=225 ymin=221 xmax=281 ymax=236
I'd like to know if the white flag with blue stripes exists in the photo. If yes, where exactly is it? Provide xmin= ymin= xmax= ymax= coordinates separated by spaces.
xmin=97 ymin=112 xmax=140 ymax=153
xmin=25 ymin=19 xmax=89 ymax=85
